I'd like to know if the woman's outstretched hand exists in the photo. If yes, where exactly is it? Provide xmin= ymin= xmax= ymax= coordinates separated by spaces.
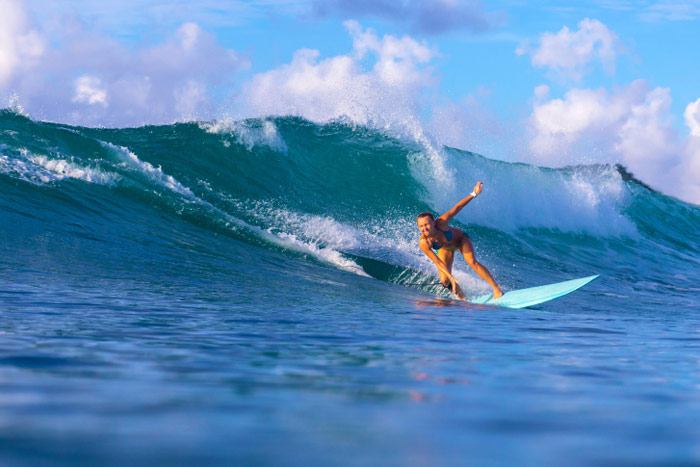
xmin=473 ymin=181 xmax=483 ymax=196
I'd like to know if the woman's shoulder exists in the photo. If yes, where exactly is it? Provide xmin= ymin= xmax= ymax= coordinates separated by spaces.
xmin=435 ymin=218 xmax=450 ymax=230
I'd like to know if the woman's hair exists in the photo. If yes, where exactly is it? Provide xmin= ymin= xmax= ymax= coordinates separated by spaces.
xmin=417 ymin=212 xmax=434 ymax=221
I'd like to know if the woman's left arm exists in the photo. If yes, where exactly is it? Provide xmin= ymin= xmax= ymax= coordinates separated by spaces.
xmin=438 ymin=181 xmax=483 ymax=223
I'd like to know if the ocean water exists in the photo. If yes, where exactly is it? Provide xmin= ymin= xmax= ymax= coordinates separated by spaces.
xmin=1 ymin=108 xmax=700 ymax=465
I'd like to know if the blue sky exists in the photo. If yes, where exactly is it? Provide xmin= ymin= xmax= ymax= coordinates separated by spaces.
xmin=3 ymin=0 xmax=700 ymax=202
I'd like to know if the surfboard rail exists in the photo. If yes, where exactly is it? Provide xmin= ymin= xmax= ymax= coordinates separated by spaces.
xmin=469 ymin=274 xmax=600 ymax=309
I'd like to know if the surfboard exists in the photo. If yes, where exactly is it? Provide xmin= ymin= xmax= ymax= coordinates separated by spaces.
xmin=469 ymin=274 xmax=599 ymax=309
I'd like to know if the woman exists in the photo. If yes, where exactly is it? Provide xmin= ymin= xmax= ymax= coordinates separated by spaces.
xmin=417 ymin=181 xmax=503 ymax=300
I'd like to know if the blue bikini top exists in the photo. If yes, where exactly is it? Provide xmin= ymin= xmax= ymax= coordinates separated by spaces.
xmin=431 ymin=227 xmax=453 ymax=251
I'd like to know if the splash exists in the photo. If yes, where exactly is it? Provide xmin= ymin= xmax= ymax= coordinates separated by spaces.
xmin=200 ymin=119 xmax=288 ymax=152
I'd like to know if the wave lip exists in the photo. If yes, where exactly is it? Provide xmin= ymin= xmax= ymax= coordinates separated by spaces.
xmin=28 ymin=153 xmax=121 ymax=186
xmin=431 ymin=150 xmax=639 ymax=237
xmin=0 ymin=145 xmax=120 ymax=186
xmin=200 ymin=119 xmax=288 ymax=152
xmin=101 ymin=142 xmax=197 ymax=199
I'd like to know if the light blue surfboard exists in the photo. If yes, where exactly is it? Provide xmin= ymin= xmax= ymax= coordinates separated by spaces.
xmin=469 ymin=275 xmax=599 ymax=309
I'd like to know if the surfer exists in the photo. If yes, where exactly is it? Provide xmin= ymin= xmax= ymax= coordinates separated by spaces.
xmin=417 ymin=182 xmax=503 ymax=300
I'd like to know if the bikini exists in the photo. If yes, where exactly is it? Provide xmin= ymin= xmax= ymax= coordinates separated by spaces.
xmin=431 ymin=227 xmax=460 ymax=252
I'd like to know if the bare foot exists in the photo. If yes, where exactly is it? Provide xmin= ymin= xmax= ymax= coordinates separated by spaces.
xmin=492 ymin=288 xmax=503 ymax=300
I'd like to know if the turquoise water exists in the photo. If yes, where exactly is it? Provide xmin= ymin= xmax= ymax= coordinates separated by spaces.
xmin=1 ymin=109 xmax=700 ymax=464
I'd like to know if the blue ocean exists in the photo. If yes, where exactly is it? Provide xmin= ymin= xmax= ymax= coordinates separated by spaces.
xmin=1 ymin=108 xmax=699 ymax=465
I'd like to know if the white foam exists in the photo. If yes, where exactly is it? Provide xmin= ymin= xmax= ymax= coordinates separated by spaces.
xmin=260 ymin=208 xmax=364 ymax=250
xmin=426 ymin=151 xmax=637 ymax=237
xmin=0 ymin=152 xmax=56 ymax=184
xmin=225 ymin=202 xmax=371 ymax=276
xmin=233 ymin=200 xmax=492 ymax=294
xmin=200 ymin=119 xmax=287 ymax=152
xmin=275 ymin=231 xmax=369 ymax=277
xmin=28 ymin=154 xmax=120 ymax=186
xmin=101 ymin=142 xmax=196 ymax=199
xmin=0 ymin=146 xmax=120 ymax=186
xmin=6 ymin=94 xmax=29 ymax=117
xmin=222 ymin=212 xmax=370 ymax=277
xmin=401 ymin=120 xmax=455 ymax=192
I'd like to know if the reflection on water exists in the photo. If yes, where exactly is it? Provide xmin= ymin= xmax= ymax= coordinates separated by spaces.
xmin=413 ymin=298 xmax=493 ymax=311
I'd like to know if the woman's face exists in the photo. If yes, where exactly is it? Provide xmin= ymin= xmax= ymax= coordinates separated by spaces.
xmin=417 ymin=216 xmax=435 ymax=237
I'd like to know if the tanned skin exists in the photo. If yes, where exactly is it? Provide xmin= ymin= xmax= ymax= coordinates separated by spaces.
xmin=417 ymin=182 xmax=503 ymax=300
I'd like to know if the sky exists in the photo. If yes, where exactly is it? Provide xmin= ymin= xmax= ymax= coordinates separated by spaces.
xmin=2 ymin=0 xmax=700 ymax=204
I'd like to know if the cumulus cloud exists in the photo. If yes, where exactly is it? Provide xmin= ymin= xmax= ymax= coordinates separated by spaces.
xmin=517 ymin=18 xmax=622 ymax=81
xmin=0 ymin=0 xmax=45 ymax=86
xmin=311 ymin=0 xmax=500 ymax=34
xmin=534 ymin=84 xmax=550 ymax=99
xmin=72 ymin=76 xmax=108 ymax=106
xmin=685 ymin=98 xmax=700 ymax=136
xmin=681 ymin=98 xmax=700 ymax=202
xmin=527 ymin=80 xmax=700 ymax=203
xmin=1 ymin=1 xmax=249 ymax=126
xmin=238 ymin=20 xmax=438 ymax=126
xmin=528 ymin=80 xmax=676 ymax=167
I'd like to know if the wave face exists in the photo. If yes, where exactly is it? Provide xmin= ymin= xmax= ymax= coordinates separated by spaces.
xmin=1 ymin=109 xmax=699 ymax=300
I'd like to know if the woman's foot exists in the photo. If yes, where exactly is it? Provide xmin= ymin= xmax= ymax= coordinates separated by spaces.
xmin=493 ymin=288 xmax=504 ymax=300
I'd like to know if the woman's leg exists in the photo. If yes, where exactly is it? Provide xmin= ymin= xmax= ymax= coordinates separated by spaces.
xmin=459 ymin=236 xmax=503 ymax=299
xmin=437 ymin=249 xmax=466 ymax=299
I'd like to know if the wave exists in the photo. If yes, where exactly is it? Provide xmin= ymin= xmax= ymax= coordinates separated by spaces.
xmin=1 ymin=109 xmax=699 ymax=297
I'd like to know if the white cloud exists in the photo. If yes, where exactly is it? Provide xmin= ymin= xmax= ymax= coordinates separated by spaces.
xmin=174 ymin=80 xmax=207 ymax=117
xmin=527 ymin=81 xmax=700 ymax=204
xmin=518 ymin=18 xmax=622 ymax=81
xmin=534 ymin=84 xmax=550 ymax=99
xmin=176 ymin=22 xmax=201 ymax=51
xmin=0 ymin=0 xmax=45 ymax=86
xmin=72 ymin=75 xmax=108 ymax=106
xmin=530 ymin=87 xmax=626 ymax=156
xmin=345 ymin=20 xmax=438 ymax=85
xmin=680 ymin=143 xmax=700 ymax=202
xmin=614 ymin=86 xmax=678 ymax=172
xmin=680 ymin=98 xmax=700 ymax=202
xmin=685 ymin=98 xmax=700 ymax=136
xmin=1 ymin=1 xmax=249 ymax=126
xmin=238 ymin=21 xmax=438 ymax=126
